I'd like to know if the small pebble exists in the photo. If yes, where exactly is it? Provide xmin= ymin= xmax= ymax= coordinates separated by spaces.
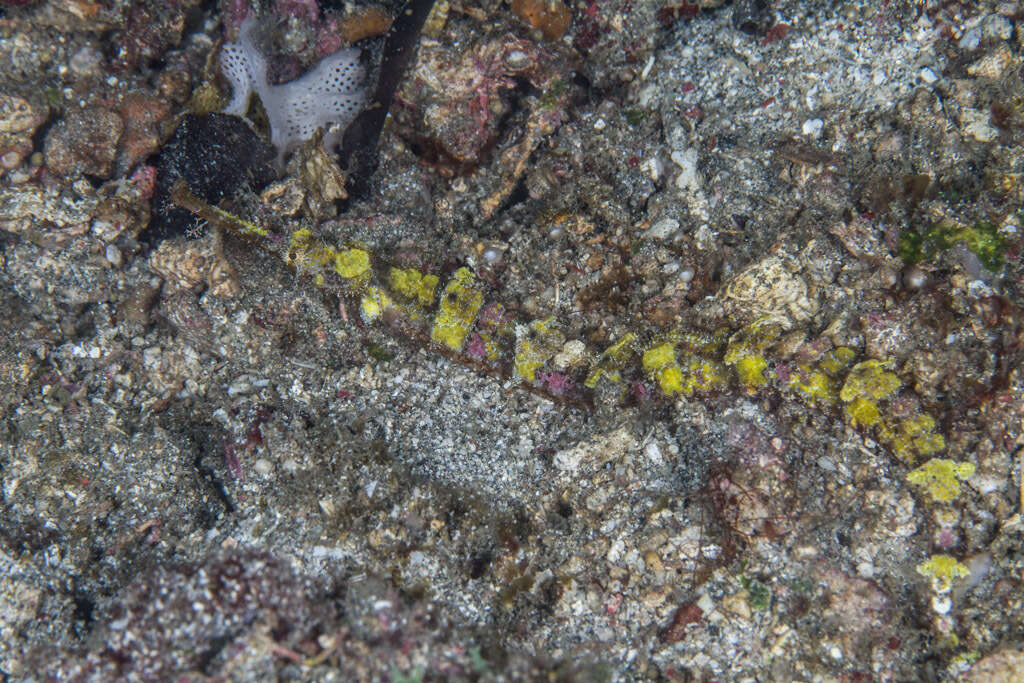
xmin=878 ymin=267 xmax=899 ymax=289
xmin=482 ymin=245 xmax=503 ymax=264
xmin=802 ymin=118 xmax=823 ymax=138
xmin=902 ymin=265 xmax=928 ymax=290
xmin=919 ymin=67 xmax=938 ymax=84
xmin=227 ymin=378 xmax=254 ymax=397
xmin=0 ymin=150 xmax=24 ymax=169
xmin=504 ymin=49 xmax=530 ymax=70
xmin=643 ymin=156 xmax=663 ymax=183
xmin=644 ymin=441 xmax=663 ymax=465
xmin=646 ymin=217 xmax=680 ymax=240
xmin=105 ymin=244 xmax=122 ymax=267
xmin=671 ymin=148 xmax=700 ymax=192
xmin=959 ymin=26 xmax=982 ymax=51
xmin=69 ymin=46 xmax=104 ymax=76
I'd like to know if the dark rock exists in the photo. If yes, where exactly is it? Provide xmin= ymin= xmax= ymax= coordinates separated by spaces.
xmin=732 ymin=0 xmax=774 ymax=36
xmin=111 ymin=0 xmax=191 ymax=72
xmin=147 ymin=113 xmax=275 ymax=243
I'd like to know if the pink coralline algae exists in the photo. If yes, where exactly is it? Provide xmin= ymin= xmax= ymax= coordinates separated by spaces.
xmin=275 ymin=0 xmax=320 ymax=22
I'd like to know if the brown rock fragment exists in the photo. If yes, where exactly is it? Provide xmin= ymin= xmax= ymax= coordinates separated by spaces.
xmin=333 ymin=6 xmax=393 ymax=45
xmin=287 ymin=136 xmax=348 ymax=220
xmin=960 ymin=648 xmax=1024 ymax=683
xmin=511 ymin=0 xmax=572 ymax=40
xmin=659 ymin=601 xmax=704 ymax=642
xmin=115 ymin=92 xmax=173 ymax=175
xmin=44 ymin=107 xmax=124 ymax=179
xmin=149 ymin=239 xmax=211 ymax=293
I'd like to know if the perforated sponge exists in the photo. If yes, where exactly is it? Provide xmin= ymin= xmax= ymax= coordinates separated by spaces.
xmin=220 ymin=17 xmax=367 ymax=167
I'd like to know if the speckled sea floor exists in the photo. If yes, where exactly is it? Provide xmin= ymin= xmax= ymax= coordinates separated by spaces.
xmin=2 ymin=0 xmax=1024 ymax=680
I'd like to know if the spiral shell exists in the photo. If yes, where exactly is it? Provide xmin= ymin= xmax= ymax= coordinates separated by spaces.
xmin=967 ymin=44 xmax=1016 ymax=80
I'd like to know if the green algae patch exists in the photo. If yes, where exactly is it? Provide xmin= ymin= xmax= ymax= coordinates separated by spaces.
xmin=898 ymin=220 xmax=1006 ymax=271
xmin=364 ymin=340 xmax=394 ymax=363
xmin=740 ymin=575 xmax=771 ymax=612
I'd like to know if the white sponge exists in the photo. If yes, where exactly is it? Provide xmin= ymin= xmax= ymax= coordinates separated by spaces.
xmin=220 ymin=17 xmax=367 ymax=166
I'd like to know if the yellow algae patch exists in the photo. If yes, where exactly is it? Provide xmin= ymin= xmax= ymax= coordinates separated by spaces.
xmin=642 ymin=342 xmax=685 ymax=395
xmin=883 ymin=413 xmax=947 ymax=464
xmin=839 ymin=359 xmax=901 ymax=432
xmin=908 ymin=459 xmax=975 ymax=502
xmin=723 ymin=320 xmax=780 ymax=390
xmin=514 ymin=318 xmax=564 ymax=382
xmin=846 ymin=398 xmax=881 ymax=427
xmin=335 ymin=248 xmax=371 ymax=281
xmin=917 ymin=554 xmax=970 ymax=592
xmin=515 ymin=339 xmax=545 ymax=381
xmin=389 ymin=267 xmax=439 ymax=307
xmin=585 ymin=333 xmax=637 ymax=388
xmin=785 ymin=364 xmax=836 ymax=403
xmin=840 ymin=360 xmax=901 ymax=402
xmin=779 ymin=346 xmax=855 ymax=404
xmin=642 ymin=342 xmax=676 ymax=374
xmin=732 ymin=354 xmax=769 ymax=389
xmin=285 ymin=229 xmax=345 ymax=285
xmin=676 ymin=355 xmax=728 ymax=396
xmin=912 ymin=431 xmax=946 ymax=456
xmin=818 ymin=346 xmax=857 ymax=376
xmin=431 ymin=267 xmax=483 ymax=351
xmin=359 ymin=286 xmax=393 ymax=323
